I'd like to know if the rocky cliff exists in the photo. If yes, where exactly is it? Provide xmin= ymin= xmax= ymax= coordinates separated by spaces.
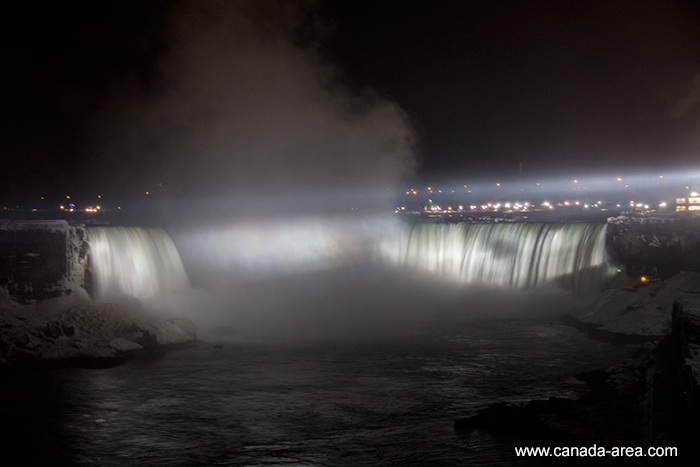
xmin=606 ymin=213 xmax=700 ymax=279
xmin=0 ymin=220 xmax=196 ymax=367
xmin=0 ymin=220 xmax=87 ymax=302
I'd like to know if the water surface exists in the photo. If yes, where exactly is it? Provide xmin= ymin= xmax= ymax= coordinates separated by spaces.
xmin=2 ymin=318 xmax=635 ymax=466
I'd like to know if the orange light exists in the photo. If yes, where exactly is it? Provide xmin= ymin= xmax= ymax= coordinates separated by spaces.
xmin=640 ymin=276 xmax=648 ymax=283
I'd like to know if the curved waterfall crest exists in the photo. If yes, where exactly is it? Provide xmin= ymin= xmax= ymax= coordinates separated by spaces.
xmin=379 ymin=222 xmax=609 ymax=289
xmin=87 ymin=226 xmax=190 ymax=302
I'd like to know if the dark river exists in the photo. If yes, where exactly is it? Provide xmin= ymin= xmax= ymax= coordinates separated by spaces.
xmin=2 ymin=318 xmax=634 ymax=466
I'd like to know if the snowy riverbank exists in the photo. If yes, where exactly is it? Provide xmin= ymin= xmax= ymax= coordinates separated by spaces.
xmin=456 ymin=272 xmax=700 ymax=448
xmin=0 ymin=285 xmax=196 ymax=368
xmin=567 ymin=271 xmax=700 ymax=341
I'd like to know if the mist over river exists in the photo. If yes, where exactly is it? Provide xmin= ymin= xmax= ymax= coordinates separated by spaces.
xmin=1 ymin=218 xmax=638 ymax=464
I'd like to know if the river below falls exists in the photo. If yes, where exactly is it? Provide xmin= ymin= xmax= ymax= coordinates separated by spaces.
xmin=1 ymin=317 xmax=637 ymax=466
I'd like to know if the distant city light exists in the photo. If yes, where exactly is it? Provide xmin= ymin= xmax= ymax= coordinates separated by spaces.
xmin=396 ymin=170 xmax=696 ymax=217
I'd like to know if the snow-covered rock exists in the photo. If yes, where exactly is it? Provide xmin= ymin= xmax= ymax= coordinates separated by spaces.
xmin=0 ymin=289 xmax=196 ymax=367
xmin=0 ymin=220 xmax=196 ymax=367
xmin=569 ymin=271 xmax=700 ymax=339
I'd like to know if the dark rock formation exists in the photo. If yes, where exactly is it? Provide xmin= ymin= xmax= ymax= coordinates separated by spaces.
xmin=672 ymin=300 xmax=700 ymax=414
xmin=0 ymin=220 xmax=88 ymax=302
xmin=606 ymin=213 xmax=700 ymax=279
xmin=455 ymin=354 xmax=655 ymax=447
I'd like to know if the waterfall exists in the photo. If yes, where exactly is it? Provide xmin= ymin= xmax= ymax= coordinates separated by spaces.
xmin=87 ymin=227 xmax=190 ymax=302
xmin=379 ymin=222 xmax=609 ymax=289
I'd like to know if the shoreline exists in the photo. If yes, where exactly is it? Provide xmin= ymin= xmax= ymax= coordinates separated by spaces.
xmin=0 ymin=289 xmax=197 ymax=369
xmin=454 ymin=273 xmax=700 ymax=452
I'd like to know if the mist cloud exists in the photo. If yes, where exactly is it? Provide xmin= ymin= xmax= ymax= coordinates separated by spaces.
xmin=91 ymin=0 xmax=416 ymax=203
xmin=670 ymin=73 xmax=700 ymax=119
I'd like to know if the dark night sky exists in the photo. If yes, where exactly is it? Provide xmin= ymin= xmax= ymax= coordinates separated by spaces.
xmin=322 ymin=0 xmax=700 ymax=181
xmin=2 ymin=0 xmax=700 ymax=204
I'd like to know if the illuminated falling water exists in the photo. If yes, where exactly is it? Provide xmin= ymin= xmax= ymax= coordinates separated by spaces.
xmin=87 ymin=227 xmax=190 ymax=302
xmin=379 ymin=222 xmax=609 ymax=289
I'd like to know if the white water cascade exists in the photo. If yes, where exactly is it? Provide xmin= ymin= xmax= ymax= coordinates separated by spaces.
xmin=87 ymin=227 xmax=190 ymax=303
xmin=379 ymin=222 xmax=609 ymax=289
